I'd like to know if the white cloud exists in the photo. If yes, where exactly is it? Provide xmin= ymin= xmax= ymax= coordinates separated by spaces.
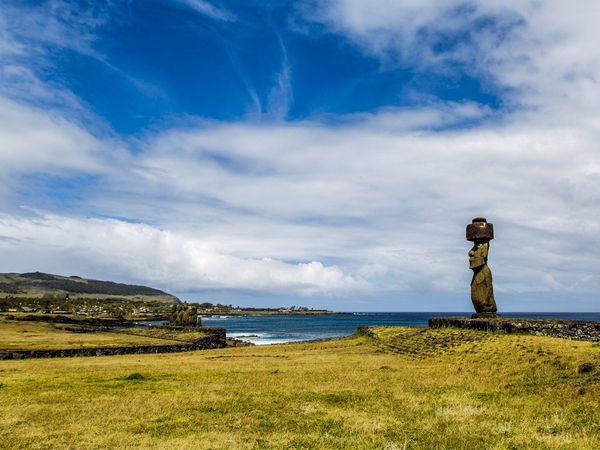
xmin=0 ymin=96 xmax=114 ymax=175
xmin=300 ymin=0 xmax=472 ymax=61
xmin=121 ymin=106 xmax=600 ymax=296
xmin=2 ymin=95 xmax=599 ymax=300
xmin=301 ymin=0 xmax=600 ymax=117
xmin=0 ymin=213 xmax=363 ymax=296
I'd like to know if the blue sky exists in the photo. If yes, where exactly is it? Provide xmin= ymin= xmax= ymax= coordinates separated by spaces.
xmin=38 ymin=0 xmax=503 ymax=132
xmin=1 ymin=0 xmax=599 ymax=311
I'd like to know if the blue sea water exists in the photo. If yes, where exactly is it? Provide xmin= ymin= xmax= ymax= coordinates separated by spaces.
xmin=201 ymin=312 xmax=600 ymax=345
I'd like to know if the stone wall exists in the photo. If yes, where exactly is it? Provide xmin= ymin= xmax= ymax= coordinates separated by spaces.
xmin=429 ymin=317 xmax=599 ymax=342
xmin=6 ymin=314 xmax=129 ymax=327
xmin=0 ymin=326 xmax=226 ymax=360
xmin=356 ymin=326 xmax=379 ymax=340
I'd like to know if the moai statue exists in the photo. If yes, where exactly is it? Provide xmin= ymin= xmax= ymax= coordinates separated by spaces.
xmin=170 ymin=304 xmax=182 ymax=323
xmin=169 ymin=304 xmax=201 ymax=327
xmin=466 ymin=218 xmax=498 ymax=318
xmin=188 ymin=306 xmax=200 ymax=326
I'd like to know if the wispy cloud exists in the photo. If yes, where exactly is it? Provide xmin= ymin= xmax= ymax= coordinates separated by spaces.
xmin=267 ymin=36 xmax=293 ymax=120
xmin=0 ymin=0 xmax=108 ymax=60
xmin=177 ymin=0 xmax=236 ymax=22
xmin=0 ymin=1 xmax=167 ymax=111
xmin=218 ymin=33 xmax=263 ymax=116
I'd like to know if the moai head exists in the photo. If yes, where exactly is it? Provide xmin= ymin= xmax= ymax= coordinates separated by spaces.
xmin=466 ymin=218 xmax=494 ymax=269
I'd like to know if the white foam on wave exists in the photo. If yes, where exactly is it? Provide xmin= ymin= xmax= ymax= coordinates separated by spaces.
xmin=228 ymin=332 xmax=266 ymax=338
xmin=248 ymin=338 xmax=302 ymax=345
xmin=227 ymin=331 xmax=303 ymax=345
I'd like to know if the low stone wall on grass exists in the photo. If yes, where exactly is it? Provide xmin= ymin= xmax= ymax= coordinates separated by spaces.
xmin=0 ymin=327 xmax=226 ymax=360
xmin=429 ymin=317 xmax=599 ymax=342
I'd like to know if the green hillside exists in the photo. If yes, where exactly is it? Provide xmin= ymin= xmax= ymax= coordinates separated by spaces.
xmin=0 ymin=272 xmax=179 ymax=315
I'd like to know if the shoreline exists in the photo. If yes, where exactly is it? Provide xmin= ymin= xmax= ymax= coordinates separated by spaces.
xmin=198 ymin=310 xmax=341 ymax=316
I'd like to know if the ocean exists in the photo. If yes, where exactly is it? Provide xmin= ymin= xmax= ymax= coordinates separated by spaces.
xmin=201 ymin=312 xmax=600 ymax=345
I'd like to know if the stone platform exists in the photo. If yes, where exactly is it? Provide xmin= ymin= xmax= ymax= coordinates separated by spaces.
xmin=429 ymin=316 xmax=599 ymax=342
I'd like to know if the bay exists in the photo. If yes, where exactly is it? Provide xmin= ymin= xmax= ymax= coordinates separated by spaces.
xmin=201 ymin=312 xmax=600 ymax=345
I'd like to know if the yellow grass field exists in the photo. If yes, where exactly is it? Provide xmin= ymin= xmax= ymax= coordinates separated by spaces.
xmin=0 ymin=326 xmax=598 ymax=449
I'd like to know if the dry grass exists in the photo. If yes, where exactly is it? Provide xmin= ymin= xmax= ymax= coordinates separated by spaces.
xmin=0 ymin=315 xmax=189 ymax=350
xmin=0 ymin=327 xmax=598 ymax=449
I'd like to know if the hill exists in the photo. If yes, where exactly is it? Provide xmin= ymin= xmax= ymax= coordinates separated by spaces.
xmin=0 ymin=272 xmax=179 ymax=305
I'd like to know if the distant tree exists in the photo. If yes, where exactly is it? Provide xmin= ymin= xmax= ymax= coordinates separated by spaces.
xmin=112 ymin=308 xmax=126 ymax=321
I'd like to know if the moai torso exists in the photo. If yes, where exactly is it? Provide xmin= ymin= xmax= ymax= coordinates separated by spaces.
xmin=469 ymin=241 xmax=496 ymax=314
xmin=469 ymin=241 xmax=489 ymax=269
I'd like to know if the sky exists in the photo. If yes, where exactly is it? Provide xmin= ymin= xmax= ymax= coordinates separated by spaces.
xmin=1 ymin=0 xmax=599 ymax=312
